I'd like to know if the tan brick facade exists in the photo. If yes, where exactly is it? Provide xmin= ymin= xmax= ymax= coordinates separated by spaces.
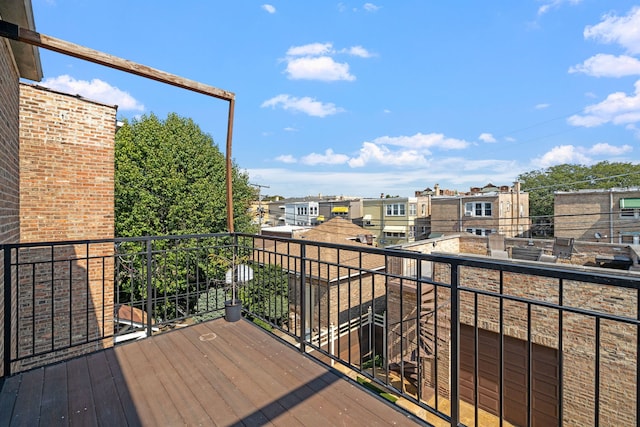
xmin=555 ymin=188 xmax=640 ymax=243
xmin=431 ymin=192 xmax=530 ymax=238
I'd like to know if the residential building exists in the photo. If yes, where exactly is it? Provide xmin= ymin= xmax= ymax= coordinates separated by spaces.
xmin=430 ymin=182 xmax=530 ymax=238
xmin=554 ymin=187 xmax=640 ymax=243
xmin=318 ymin=197 xmax=362 ymax=222
xmin=362 ymin=196 xmax=430 ymax=246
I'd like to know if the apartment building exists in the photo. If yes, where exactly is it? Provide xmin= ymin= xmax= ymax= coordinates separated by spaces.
xmin=430 ymin=183 xmax=530 ymax=238
xmin=554 ymin=187 xmax=640 ymax=243
xmin=362 ymin=196 xmax=430 ymax=246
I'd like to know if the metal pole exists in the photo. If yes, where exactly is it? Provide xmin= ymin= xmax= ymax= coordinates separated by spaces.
xmin=3 ymin=245 xmax=12 ymax=377
xmin=146 ymin=238 xmax=153 ymax=338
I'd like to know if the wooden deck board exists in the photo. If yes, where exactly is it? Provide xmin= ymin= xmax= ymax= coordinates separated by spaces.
xmin=40 ymin=362 xmax=68 ymax=426
xmin=0 ymin=318 xmax=422 ymax=427
xmin=66 ymin=356 xmax=98 ymax=426
xmin=86 ymin=351 xmax=128 ymax=427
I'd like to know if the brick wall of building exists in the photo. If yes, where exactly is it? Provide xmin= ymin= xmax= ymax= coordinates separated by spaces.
xmin=555 ymin=189 xmax=640 ymax=243
xmin=0 ymin=37 xmax=21 ymax=378
xmin=428 ymin=262 xmax=637 ymax=426
xmin=14 ymin=84 xmax=117 ymax=371
xmin=19 ymin=84 xmax=116 ymax=242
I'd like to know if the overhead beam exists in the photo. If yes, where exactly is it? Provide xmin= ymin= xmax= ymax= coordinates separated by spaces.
xmin=0 ymin=20 xmax=234 ymax=101
xmin=0 ymin=19 xmax=237 ymax=232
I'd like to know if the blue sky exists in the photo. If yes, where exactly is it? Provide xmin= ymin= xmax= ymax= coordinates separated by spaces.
xmin=29 ymin=1 xmax=640 ymax=198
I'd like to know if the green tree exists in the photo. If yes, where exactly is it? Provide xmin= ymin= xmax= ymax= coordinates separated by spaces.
xmin=114 ymin=113 xmax=257 ymax=319
xmin=115 ymin=112 xmax=256 ymax=237
xmin=518 ymin=161 xmax=640 ymax=229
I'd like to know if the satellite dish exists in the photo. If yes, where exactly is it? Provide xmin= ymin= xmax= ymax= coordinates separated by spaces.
xmin=225 ymin=264 xmax=254 ymax=284
xmin=594 ymin=232 xmax=602 ymax=239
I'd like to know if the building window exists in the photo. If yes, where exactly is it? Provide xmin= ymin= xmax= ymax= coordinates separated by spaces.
xmin=620 ymin=208 xmax=640 ymax=219
xmin=421 ymin=204 xmax=426 ymax=215
xmin=409 ymin=226 xmax=415 ymax=237
xmin=384 ymin=232 xmax=406 ymax=238
xmin=409 ymin=203 xmax=417 ymax=216
xmin=465 ymin=202 xmax=492 ymax=217
xmin=466 ymin=228 xmax=492 ymax=236
xmin=386 ymin=203 xmax=406 ymax=216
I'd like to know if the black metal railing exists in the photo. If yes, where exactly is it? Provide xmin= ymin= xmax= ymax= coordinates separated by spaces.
xmin=2 ymin=233 xmax=640 ymax=426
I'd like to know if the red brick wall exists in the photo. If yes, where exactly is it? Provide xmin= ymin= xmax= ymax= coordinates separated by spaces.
xmin=0 ymin=38 xmax=21 ymax=378
xmin=19 ymin=84 xmax=116 ymax=242
xmin=14 ymin=84 xmax=117 ymax=371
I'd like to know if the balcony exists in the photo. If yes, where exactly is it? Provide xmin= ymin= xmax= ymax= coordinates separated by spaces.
xmin=1 ymin=233 xmax=639 ymax=426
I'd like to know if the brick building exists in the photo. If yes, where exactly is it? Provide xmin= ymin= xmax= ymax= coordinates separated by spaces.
xmin=0 ymin=0 xmax=42 ymax=377
xmin=555 ymin=187 xmax=640 ymax=243
xmin=430 ymin=182 xmax=530 ymax=238
xmin=15 ymin=83 xmax=118 ymax=370
xmin=391 ymin=233 xmax=638 ymax=426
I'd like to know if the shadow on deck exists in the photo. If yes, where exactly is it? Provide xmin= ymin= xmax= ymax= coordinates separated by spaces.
xmin=0 ymin=319 xmax=423 ymax=426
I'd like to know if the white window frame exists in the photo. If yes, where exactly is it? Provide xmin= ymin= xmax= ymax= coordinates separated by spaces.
xmin=464 ymin=202 xmax=492 ymax=217
xmin=385 ymin=203 xmax=406 ymax=216
xmin=409 ymin=203 xmax=417 ymax=216
xmin=620 ymin=208 xmax=640 ymax=219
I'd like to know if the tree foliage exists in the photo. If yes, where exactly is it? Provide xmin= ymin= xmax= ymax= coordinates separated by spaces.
xmin=115 ymin=112 xmax=257 ymax=237
xmin=518 ymin=161 xmax=640 ymax=221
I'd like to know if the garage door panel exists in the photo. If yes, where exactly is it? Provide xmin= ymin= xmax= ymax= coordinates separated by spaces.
xmin=460 ymin=325 xmax=558 ymax=427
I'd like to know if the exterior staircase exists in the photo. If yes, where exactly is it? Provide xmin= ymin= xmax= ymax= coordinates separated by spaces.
xmin=389 ymin=283 xmax=437 ymax=387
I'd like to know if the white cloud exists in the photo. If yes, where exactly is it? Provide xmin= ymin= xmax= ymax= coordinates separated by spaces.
xmin=285 ymin=56 xmax=355 ymax=81
xmin=532 ymin=143 xmax=632 ymax=168
xmin=568 ymin=80 xmax=640 ymax=127
xmin=588 ymin=142 xmax=632 ymax=156
xmin=286 ymin=43 xmax=334 ymax=57
xmin=584 ymin=6 xmax=640 ymax=55
xmin=341 ymin=45 xmax=375 ymax=58
xmin=363 ymin=3 xmax=380 ymax=12
xmin=40 ymin=75 xmax=144 ymax=111
xmin=346 ymin=133 xmax=469 ymax=168
xmin=261 ymin=4 xmax=276 ymax=14
xmin=301 ymin=149 xmax=350 ymax=165
xmin=479 ymin=133 xmax=497 ymax=143
xmin=348 ymin=142 xmax=427 ymax=168
xmin=275 ymin=155 xmax=297 ymax=164
xmin=283 ymin=42 xmax=372 ymax=81
xmin=535 ymin=103 xmax=550 ymax=110
xmin=537 ymin=0 xmax=583 ymax=16
xmin=569 ymin=54 xmax=640 ymax=77
xmin=532 ymin=145 xmax=591 ymax=168
xmin=283 ymin=126 xmax=298 ymax=132
xmin=371 ymin=133 xmax=470 ymax=150
xmin=261 ymin=94 xmax=345 ymax=117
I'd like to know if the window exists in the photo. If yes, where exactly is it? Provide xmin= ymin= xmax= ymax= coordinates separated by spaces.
xmin=384 ymin=232 xmax=406 ymax=238
xmin=621 ymin=208 xmax=639 ymax=219
xmin=409 ymin=203 xmax=417 ymax=216
xmin=386 ymin=203 xmax=406 ymax=216
xmin=464 ymin=202 xmax=492 ymax=217
xmin=466 ymin=228 xmax=492 ymax=236
xmin=409 ymin=226 xmax=415 ymax=237
xmin=421 ymin=204 xmax=427 ymax=215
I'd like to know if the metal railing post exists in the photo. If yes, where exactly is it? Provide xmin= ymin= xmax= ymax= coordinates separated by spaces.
xmin=450 ymin=262 xmax=460 ymax=427
xmin=299 ymin=242 xmax=306 ymax=353
xmin=3 ymin=245 xmax=12 ymax=377
xmin=146 ymin=238 xmax=153 ymax=338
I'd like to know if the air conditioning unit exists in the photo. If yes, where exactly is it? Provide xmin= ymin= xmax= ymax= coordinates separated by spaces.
xmin=464 ymin=211 xmax=473 ymax=216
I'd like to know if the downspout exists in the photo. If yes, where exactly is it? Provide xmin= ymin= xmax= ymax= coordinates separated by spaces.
xmin=609 ymin=189 xmax=614 ymax=244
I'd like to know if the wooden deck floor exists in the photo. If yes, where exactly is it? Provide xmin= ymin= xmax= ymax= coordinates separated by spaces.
xmin=0 ymin=319 xmax=424 ymax=426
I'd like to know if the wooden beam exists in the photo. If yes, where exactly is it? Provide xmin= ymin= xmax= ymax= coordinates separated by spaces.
xmin=6 ymin=22 xmax=234 ymax=101
xmin=0 ymin=19 xmax=237 ymax=232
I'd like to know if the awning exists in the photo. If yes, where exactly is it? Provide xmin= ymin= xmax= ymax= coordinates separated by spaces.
xmin=620 ymin=198 xmax=640 ymax=209
xmin=363 ymin=214 xmax=372 ymax=221
xmin=332 ymin=206 xmax=349 ymax=213
xmin=316 ymin=215 xmax=325 ymax=221
xmin=383 ymin=225 xmax=407 ymax=233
